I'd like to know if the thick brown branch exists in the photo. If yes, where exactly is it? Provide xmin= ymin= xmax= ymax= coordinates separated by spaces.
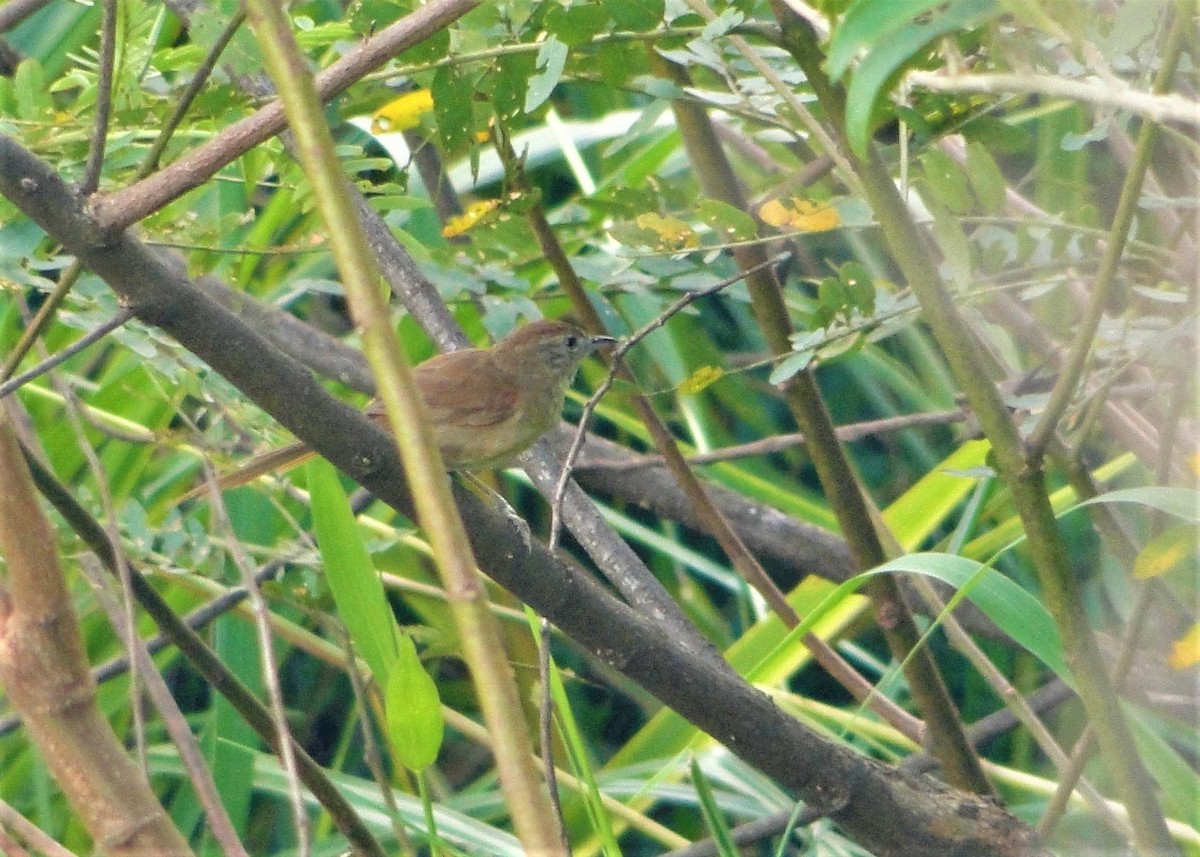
xmin=0 ymin=407 xmax=194 ymax=857
xmin=0 ymin=132 xmax=1046 ymax=857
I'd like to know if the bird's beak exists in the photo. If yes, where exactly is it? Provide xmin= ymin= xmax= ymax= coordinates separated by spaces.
xmin=590 ymin=335 xmax=618 ymax=349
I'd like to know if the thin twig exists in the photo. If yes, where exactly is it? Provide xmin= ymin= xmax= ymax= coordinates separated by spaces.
xmin=0 ymin=0 xmax=52 ymax=33
xmin=537 ymin=617 xmax=568 ymax=851
xmin=0 ymin=307 xmax=133 ymax=399
xmin=0 ymin=801 xmax=78 ymax=857
xmin=205 ymin=466 xmax=312 ymax=857
xmin=91 ymin=0 xmax=483 ymax=233
xmin=907 ymin=69 xmax=1200 ymax=129
xmin=912 ymin=576 xmax=1130 ymax=837
xmin=1025 ymin=2 xmax=1192 ymax=459
xmin=575 ymin=409 xmax=967 ymax=471
xmin=547 ymin=251 xmax=929 ymax=743
xmin=548 ymin=253 xmax=790 ymax=549
xmin=80 ymin=0 xmax=117 ymax=195
xmin=342 ymin=628 xmax=418 ymax=857
xmin=78 ymin=557 xmax=251 ymax=857
xmin=138 ymin=11 xmax=247 ymax=176
xmin=29 ymin=297 xmax=148 ymax=775
xmin=0 ymin=261 xmax=85 ymax=383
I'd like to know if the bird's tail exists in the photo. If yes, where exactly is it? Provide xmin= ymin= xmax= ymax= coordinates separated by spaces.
xmin=180 ymin=441 xmax=316 ymax=503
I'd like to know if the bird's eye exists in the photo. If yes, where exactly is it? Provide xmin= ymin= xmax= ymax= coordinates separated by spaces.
xmin=565 ymin=335 xmax=578 ymax=348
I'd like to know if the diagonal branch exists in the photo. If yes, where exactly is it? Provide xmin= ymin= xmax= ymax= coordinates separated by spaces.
xmin=0 ymin=131 xmax=1045 ymax=857
xmin=89 ymin=0 xmax=481 ymax=234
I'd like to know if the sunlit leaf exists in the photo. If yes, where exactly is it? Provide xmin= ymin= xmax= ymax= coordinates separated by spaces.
xmin=386 ymin=634 xmax=444 ymax=772
xmin=525 ymin=36 xmax=568 ymax=113
xmin=308 ymin=459 xmax=401 ymax=684
xmin=697 ymin=198 xmax=758 ymax=241
xmin=1134 ymin=525 xmax=1198 ymax=580
xmin=1169 ymin=624 xmax=1200 ymax=670
xmin=678 ymin=365 xmax=725 ymax=396
xmin=371 ymin=89 xmax=433 ymax=133
xmin=442 ymin=199 xmax=501 ymax=238
xmin=635 ymin=212 xmax=699 ymax=249
xmin=759 ymin=198 xmax=840 ymax=232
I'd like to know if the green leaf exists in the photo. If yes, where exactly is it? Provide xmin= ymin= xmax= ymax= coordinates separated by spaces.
xmin=926 ymin=197 xmax=972 ymax=287
xmin=545 ymin=3 xmax=611 ymax=46
xmin=817 ymin=273 xmax=849 ymax=316
xmin=769 ymin=349 xmax=814 ymax=385
xmin=1129 ymin=715 xmax=1200 ymax=826
xmin=838 ymin=261 xmax=876 ymax=316
xmin=881 ymin=554 xmax=1067 ymax=679
xmin=826 ymin=0 xmax=954 ymax=81
xmin=696 ymin=198 xmax=758 ymax=242
xmin=602 ymin=0 xmax=664 ymax=31
xmin=308 ymin=458 xmax=400 ymax=683
xmin=883 ymin=440 xmax=990 ymax=550
xmin=400 ymin=26 xmax=449 ymax=66
xmin=794 ymin=553 xmax=1067 ymax=680
xmin=701 ymin=9 xmax=744 ymax=40
xmin=1078 ymin=487 xmax=1200 ymax=523
xmin=964 ymin=141 xmax=1006 ymax=213
xmin=525 ymin=36 xmax=568 ymax=114
xmin=843 ymin=0 xmax=998 ymax=157
xmin=690 ymin=757 xmax=739 ymax=857
xmin=13 ymin=59 xmax=51 ymax=121
xmin=431 ymin=64 xmax=475 ymax=154
xmin=920 ymin=148 xmax=974 ymax=214
xmin=491 ymin=51 xmax=536 ymax=121
xmin=385 ymin=634 xmax=444 ymax=772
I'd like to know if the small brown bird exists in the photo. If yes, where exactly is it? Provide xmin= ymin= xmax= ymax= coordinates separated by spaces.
xmin=188 ymin=319 xmax=614 ymax=497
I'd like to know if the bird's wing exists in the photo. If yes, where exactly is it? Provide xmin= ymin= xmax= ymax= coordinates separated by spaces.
xmin=415 ymin=351 xmax=521 ymax=427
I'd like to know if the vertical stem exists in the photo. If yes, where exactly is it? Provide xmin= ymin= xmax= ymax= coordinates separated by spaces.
xmin=771 ymin=6 xmax=1180 ymax=853
xmin=241 ymin=2 xmax=565 ymax=852
xmin=656 ymin=53 xmax=991 ymax=794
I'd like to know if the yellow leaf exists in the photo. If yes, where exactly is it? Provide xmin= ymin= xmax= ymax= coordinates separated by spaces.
xmin=1168 ymin=624 xmax=1200 ymax=670
xmin=1133 ymin=525 xmax=1198 ymax=580
xmin=678 ymin=365 xmax=725 ymax=396
xmin=757 ymin=198 xmax=840 ymax=232
xmin=758 ymin=199 xmax=792 ymax=228
xmin=372 ymin=89 xmax=434 ymax=133
xmin=441 ymin=199 xmax=500 ymax=238
xmin=635 ymin=213 xmax=699 ymax=249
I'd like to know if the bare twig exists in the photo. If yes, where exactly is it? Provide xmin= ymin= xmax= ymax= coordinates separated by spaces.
xmin=80 ymin=0 xmax=116 ymax=195
xmin=91 ymin=0 xmax=482 ymax=233
xmin=0 ymin=262 xmax=84 ymax=383
xmin=0 ymin=800 xmax=79 ymax=857
xmin=1026 ymin=2 xmax=1192 ymax=459
xmin=138 ymin=11 xmax=247 ymax=176
xmin=576 ymin=409 xmax=967 ymax=471
xmin=0 ymin=307 xmax=133 ymax=399
xmin=79 ymin=557 xmax=251 ymax=857
xmin=548 ymin=253 xmax=791 ymax=539
xmin=0 ymin=0 xmax=51 ymax=33
xmin=908 ymin=69 xmax=1200 ymax=129
xmin=205 ymin=467 xmax=312 ymax=857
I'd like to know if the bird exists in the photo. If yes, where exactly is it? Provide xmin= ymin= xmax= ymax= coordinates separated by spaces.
xmin=184 ymin=318 xmax=614 ymax=499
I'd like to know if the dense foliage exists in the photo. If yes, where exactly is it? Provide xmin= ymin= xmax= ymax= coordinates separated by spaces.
xmin=0 ymin=0 xmax=1196 ymax=855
